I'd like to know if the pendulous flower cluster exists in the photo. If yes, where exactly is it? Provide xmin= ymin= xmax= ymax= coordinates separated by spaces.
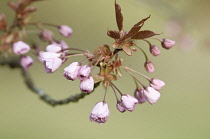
xmin=1 ymin=0 xmax=175 ymax=124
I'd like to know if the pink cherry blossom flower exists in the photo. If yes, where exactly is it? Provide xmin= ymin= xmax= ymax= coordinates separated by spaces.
xmin=150 ymin=78 xmax=165 ymax=91
xmin=144 ymin=87 xmax=161 ymax=104
xmin=59 ymin=40 xmax=69 ymax=51
xmin=116 ymin=101 xmax=126 ymax=113
xmin=161 ymin=39 xmax=176 ymax=49
xmin=144 ymin=61 xmax=155 ymax=73
xmin=40 ymin=29 xmax=54 ymax=42
xmin=20 ymin=56 xmax=33 ymax=71
xmin=13 ymin=41 xmax=30 ymax=55
xmin=43 ymin=57 xmax=62 ymax=73
xmin=64 ymin=62 xmax=81 ymax=80
xmin=77 ymin=65 xmax=91 ymax=80
xmin=150 ymin=45 xmax=160 ymax=56
xmin=42 ymin=52 xmax=62 ymax=73
xmin=46 ymin=44 xmax=62 ymax=53
xmin=59 ymin=25 xmax=73 ymax=37
xmin=134 ymin=88 xmax=147 ymax=104
xmin=90 ymin=102 xmax=110 ymax=124
xmin=80 ymin=76 xmax=94 ymax=93
xmin=121 ymin=94 xmax=138 ymax=111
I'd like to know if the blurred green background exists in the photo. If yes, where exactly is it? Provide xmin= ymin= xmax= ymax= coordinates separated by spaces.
xmin=1 ymin=0 xmax=210 ymax=139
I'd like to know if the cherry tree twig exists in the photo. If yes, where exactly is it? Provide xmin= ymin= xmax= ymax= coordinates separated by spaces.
xmin=0 ymin=57 xmax=99 ymax=106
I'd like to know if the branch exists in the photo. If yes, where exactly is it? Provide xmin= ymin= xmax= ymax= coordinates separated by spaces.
xmin=0 ymin=57 xmax=99 ymax=107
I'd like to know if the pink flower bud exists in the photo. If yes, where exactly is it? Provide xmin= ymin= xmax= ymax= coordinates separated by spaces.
xmin=20 ymin=56 xmax=33 ymax=71
xmin=121 ymin=94 xmax=138 ymax=111
xmin=134 ymin=88 xmax=147 ymax=104
xmin=78 ymin=65 xmax=91 ymax=80
xmin=46 ymin=44 xmax=62 ymax=53
xmin=150 ymin=45 xmax=160 ymax=56
xmin=40 ymin=29 xmax=54 ymax=42
xmin=161 ymin=39 xmax=176 ymax=49
xmin=13 ymin=41 xmax=30 ymax=55
xmin=150 ymin=78 xmax=165 ymax=91
xmin=90 ymin=102 xmax=110 ymax=124
xmin=59 ymin=25 xmax=73 ymax=37
xmin=43 ymin=57 xmax=62 ymax=73
xmin=144 ymin=87 xmax=160 ymax=104
xmin=64 ymin=62 xmax=81 ymax=80
xmin=144 ymin=61 xmax=155 ymax=73
xmin=116 ymin=101 xmax=126 ymax=113
xmin=80 ymin=76 xmax=94 ymax=93
xmin=42 ymin=52 xmax=62 ymax=73
xmin=59 ymin=40 xmax=69 ymax=50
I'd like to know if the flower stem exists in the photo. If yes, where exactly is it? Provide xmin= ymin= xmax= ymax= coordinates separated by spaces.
xmin=124 ymin=66 xmax=150 ymax=81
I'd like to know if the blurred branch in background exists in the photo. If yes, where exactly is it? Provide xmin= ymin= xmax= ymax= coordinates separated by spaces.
xmin=0 ymin=57 xmax=94 ymax=106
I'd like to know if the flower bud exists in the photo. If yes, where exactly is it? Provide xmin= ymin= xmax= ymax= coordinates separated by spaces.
xmin=59 ymin=40 xmax=69 ymax=50
xmin=90 ymin=102 xmax=110 ymax=124
xmin=144 ymin=61 xmax=155 ymax=73
xmin=116 ymin=101 xmax=126 ymax=113
xmin=144 ymin=87 xmax=160 ymax=104
xmin=46 ymin=44 xmax=62 ymax=53
xmin=43 ymin=57 xmax=62 ymax=73
xmin=150 ymin=45 xmax=160 ymax=56
xmin=78 ymin=65 xmax=91 ymax=80
xmin=40 ymin=29 xmax=54 ymax=41
xmin=161 ymin=39 xmax=175 ymax=49
xmin=80 ymin=76 xmax=94 ymax=93
xmin=134 ymin=88 xmax=147 ymax=104
xmin=121 ymin=94 xmax=138 ymax=111
xmin=59 ymin=25 xmax=72 ymax=37
xmin=13 ymin=41 xmax=30 ymax=55
xmin=42 ymin=52 xmax=62 ymax=73
xmin=64 ymin=62 xmax=81 ymax=80
xmin=20 ymin=56 xmax=33 ymax=71
xmin=150 ymin=78 xmax=165 ymax=91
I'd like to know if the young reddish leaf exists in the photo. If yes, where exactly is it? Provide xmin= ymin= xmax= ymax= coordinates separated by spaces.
xmin=123 ymin=15 xmax=151 ymax=40
xmin=131 ymin=30 xmax=159 ymax=39
xmin=107 ymin=30 xmax=120 ymax=39
xmin=122 ymin=45 xmax=132 ymax=56
xmin=115 ymin=0 xmax=123 ymax=31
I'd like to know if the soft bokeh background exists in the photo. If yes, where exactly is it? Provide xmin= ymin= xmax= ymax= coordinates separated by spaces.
xmin=1 ymin=0 xmax=210 ymax=138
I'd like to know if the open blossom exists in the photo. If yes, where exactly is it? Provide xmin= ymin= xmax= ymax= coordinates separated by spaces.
xmin=42 ymin=52 xmax=62 ymax=73
xmin=64 ymin=62 xmax=81 ymax=80
xmin=150 ymin=78 xmax=165 ymax=91
xmin=20 ymin=56 xmax=33 ymax=71
xmin=144 ymin=61 xmax=155 ymax=73
xmin=161 ymin=39 xmax=176 ymax=49
xmin=144 ymin=87 xmax=160 ymax=104
xmin=90 ymin=102 xmax=110 ymax=124
xmin=77 ymin=65 xmax=91 ymax=80
xmin=46 ymin=44 xmax=62 ymax=53
xmin=121 ymin=94 xmax=138 ymax=111
xmin=150 ymin=45 xmax=160 ymax=56
xmin=134 ymin=88 xmax=147 ymax=104
xmin=80 ymin=76 xmax=94 ymax=93
xmin=13 ymin=41 xmax=30 ymax=55
xmin=59 ymin=25 xmax=73 ymax=37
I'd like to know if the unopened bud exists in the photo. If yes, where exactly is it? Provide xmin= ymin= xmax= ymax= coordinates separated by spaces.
xmin=59 ymin=25 xmax=73 ymax=37
xmin=150 ymin=45 xmax=160 ymax=56
xmin=144 ymin=61 xmax=155 ymax=73
xmin=40 ymin=29 xmax=54 ymax=42
xmin=161 ymin=39 xmax=175 ymax=49
xmin=20 ymin=56 xmax=33 ymax=71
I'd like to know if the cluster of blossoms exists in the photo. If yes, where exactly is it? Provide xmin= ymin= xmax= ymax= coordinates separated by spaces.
xmin=0 ymin=0 xmax=175 ymax=124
